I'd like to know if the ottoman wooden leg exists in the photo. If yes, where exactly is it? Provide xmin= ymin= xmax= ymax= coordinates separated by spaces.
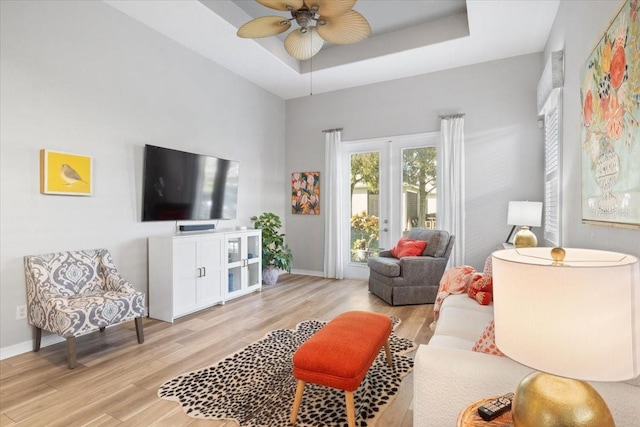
xmin=384 ymin=339 xmax=392 ymax=366
xmin=290 ymin=380 xmax=306 ymax=424
xmin=345 ymin=390 xmax=356 ymax=427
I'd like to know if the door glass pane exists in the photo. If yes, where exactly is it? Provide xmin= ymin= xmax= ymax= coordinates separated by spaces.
xmin=227 ymin=237 xmax=241 ymax=263
xmin=402 ymin=147 xmax=437 ymax=234
xmin=350 ymin=152 xmax=380 ymax=263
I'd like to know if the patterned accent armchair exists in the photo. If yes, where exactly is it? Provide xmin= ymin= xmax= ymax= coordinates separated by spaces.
xmin=367 ymin=228 xmax=455 ymax=305
xmin=24 ymin=249 xmax=146 ymax=368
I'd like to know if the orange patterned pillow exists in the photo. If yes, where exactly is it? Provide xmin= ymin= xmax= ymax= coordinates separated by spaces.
xmin=468 ymin=274 xmax=493 ymax=305
xmin=472 ymin=320 xmax=505 ymax=356
xmin=390 ymin=237 xmax=427 ymax=258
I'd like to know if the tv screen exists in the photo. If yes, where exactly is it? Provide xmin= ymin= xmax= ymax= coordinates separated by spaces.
xmin=142 ymin=145 xmax=239 ymax=222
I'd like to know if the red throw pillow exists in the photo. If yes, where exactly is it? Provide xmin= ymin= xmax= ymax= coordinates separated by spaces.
xmin=390 ymin=237 xmax=427 ymax=258
xmin=468 ymin=274 xmax=493 ymax=305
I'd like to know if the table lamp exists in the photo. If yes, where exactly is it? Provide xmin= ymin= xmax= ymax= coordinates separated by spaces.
xmin=492 ymin=247 xmax=640 ymax=426
xmin=506 ymin=201 xmax=543 ymax=247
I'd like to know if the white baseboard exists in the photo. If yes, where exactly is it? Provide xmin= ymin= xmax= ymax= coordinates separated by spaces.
xmin=290 ymin=269 xmax=324 ymax=277
xmin=0 ymin=334 xmax=65 ymax=360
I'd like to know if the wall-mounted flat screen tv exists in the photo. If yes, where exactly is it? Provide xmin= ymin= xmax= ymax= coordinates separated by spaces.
xmin=142 ymin=145 xmax=239 ymax=221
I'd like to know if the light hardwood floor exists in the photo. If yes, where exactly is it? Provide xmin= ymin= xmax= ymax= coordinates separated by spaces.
xmin=0 ymin=274 xmax=434 ymax=427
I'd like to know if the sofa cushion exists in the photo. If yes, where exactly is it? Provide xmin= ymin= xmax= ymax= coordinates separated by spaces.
xmin=367 ymin=256 xmax=401 ymax=277
xmin=390 ymin=237 xmax=428 ymax=258
xmin=472 ymin=320 xmax=505 ymax=357
xmin=435 ymin=306 xmax=494 ymax=344
xmin=406 ymin=228 xmax=450 ymax=257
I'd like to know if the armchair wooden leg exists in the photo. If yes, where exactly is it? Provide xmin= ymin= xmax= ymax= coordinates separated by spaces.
xmin=33 ymin=327 xmax=42 ymax=352
xmin=66 ymin=336 xmax=77 ymax=369
xmin=135 ymin=317 xmax=144 ymax=344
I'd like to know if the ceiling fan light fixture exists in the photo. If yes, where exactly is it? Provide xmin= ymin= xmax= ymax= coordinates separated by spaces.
xmin=238 ymin=0 xmax=370 ymax=60
xmin=284 ymin=26 xmax=324 ymax=60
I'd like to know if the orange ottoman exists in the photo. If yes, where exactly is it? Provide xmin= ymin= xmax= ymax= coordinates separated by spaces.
xmin=290 ymin=311 xmax=393 ymax=427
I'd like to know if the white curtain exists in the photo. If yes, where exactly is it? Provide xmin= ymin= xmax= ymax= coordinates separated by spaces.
xmin=323 ymin=129 xmax=344 ymax=279
xmin=437 ymin=115 xmax=465 ymax=266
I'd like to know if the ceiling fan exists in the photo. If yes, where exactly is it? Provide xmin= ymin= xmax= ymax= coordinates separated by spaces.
xmin=237 ymin=0 xmax=371 ymax=60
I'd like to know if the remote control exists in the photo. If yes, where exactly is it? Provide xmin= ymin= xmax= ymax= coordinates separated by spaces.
xmin=477 ymin=392 xmax=514 ymax=421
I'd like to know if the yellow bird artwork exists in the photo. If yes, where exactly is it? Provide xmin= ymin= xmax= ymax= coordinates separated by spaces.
xmin=60 ymin=164 xmax=87 ymax=186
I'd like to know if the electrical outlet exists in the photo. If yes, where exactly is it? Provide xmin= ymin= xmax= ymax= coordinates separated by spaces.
xmin=16 ymin=305 xmax=27 ymax=320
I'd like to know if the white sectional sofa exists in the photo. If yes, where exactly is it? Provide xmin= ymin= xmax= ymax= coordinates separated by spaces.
xmin=413 ymin=293 xmax=640 ymax=426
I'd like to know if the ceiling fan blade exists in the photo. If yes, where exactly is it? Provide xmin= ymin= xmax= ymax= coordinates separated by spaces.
xmin=316 ymin=10 xmax=370 ymax=44
xmin=237 ymin=16 xmax=292 ymax=38
xmin=284 ymin=27 xmax=324 ymax=60
xmin=305 ymin=0 xmax=356 ymax=18
xmin=256 ymin=0 xmax=304 ymax=12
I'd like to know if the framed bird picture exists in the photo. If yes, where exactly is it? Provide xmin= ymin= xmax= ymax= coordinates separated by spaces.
xmin=40 ymin=149 xmax=92 ymax=196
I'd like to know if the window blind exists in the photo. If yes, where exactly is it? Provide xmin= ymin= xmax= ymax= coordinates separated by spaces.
xmin=543 ymin=91 xmax=561 ymax=246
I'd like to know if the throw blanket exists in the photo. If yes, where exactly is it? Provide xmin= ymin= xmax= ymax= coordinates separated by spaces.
xmin=429 ymin=265 xmax=476 ymax=331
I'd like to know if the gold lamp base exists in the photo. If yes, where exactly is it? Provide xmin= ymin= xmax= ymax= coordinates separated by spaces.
xmin=513 ymin=226 xmax=537 ymax=248
xmin=512 ymin=371 xmax=614 ymax=427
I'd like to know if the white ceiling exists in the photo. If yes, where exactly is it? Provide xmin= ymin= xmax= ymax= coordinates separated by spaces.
xmin=104 ymin=0 xmax=560 ymax=100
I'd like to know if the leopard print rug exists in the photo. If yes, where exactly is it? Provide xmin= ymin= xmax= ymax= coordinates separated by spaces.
xmin=158 ymin=316 xmax=416 ymax=427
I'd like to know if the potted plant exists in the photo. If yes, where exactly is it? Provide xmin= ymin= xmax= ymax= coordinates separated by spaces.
xmin=251 ymin=212 xmax=293 ymax=285
xmin=350 ymin=211 xmax=380 ymax=261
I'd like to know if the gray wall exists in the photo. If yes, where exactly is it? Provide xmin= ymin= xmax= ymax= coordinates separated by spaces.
xmin=0 ymin=1 xmax=286 ymax=354
xmin=285 ymin=53 xmax=545 ymax=275
xmin=544 ymin=0 xmax=639 ymax=256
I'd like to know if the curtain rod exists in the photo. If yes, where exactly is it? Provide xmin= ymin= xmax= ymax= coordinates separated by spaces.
xmin=322 ymin=127 xmax=343 ymax=133
xmin=439 ymin=113 xmax=465 ymax=119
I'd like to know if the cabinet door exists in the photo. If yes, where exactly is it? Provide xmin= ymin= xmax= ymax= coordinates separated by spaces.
xmin=198 ymin=235 xmax=223 ymax=307
xmin=173 ymin=239 xmax=199 ymax=316
xmin=225 ymin=234 xmax=244 ymax=296
xmin=246 ymin=231 xmax=262 ymax=289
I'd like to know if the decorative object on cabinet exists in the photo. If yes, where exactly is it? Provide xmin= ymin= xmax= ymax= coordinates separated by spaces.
xmin=580 ymin=0 xmax=640 ymax=228
xmin=506 ymin=201 xmax=542 ymax=247
xmin=24 ymin=249 xmax=145 ymax=368
xmin=251 ymin=212 xmax=293 ymax=285
xmin=292 ymin=172 xmax=320 ymax=214
xmin=40 ymin=149 xmax=92 ymax=196
xmin=492 ymin=247 xmax=640 ymax=427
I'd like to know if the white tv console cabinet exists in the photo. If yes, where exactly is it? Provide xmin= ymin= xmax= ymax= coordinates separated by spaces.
xmin=148 ymin=229 xmax=262 ymax=322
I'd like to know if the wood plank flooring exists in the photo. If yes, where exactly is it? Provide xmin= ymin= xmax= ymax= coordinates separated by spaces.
xmin=0 ymin=274 xmax=434 ymax=427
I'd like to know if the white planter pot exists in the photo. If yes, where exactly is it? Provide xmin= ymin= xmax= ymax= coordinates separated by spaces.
xmin=262 ymin=266 xmax=279 ymax=285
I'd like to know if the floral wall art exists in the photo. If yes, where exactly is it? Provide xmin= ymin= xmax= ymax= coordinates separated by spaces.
xmin=581 ymin=0 xmax=640 ymax=227
xmin=291 ymin=172 xmax=319 ymax=214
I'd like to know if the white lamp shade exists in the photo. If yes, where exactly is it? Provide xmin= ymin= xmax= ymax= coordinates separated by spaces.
xmin=492 ymin=247 xmax=640 ymax=382
xmin=507 ymin=201 xmax=542 ymax=227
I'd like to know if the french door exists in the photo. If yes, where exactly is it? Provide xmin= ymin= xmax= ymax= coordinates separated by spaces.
xmin=342 ymin=133 xmax=439 ymax=279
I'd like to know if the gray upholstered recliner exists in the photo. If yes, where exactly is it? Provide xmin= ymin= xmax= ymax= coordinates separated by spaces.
xmin=367 ymin=228 xmax=454 ymax=305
